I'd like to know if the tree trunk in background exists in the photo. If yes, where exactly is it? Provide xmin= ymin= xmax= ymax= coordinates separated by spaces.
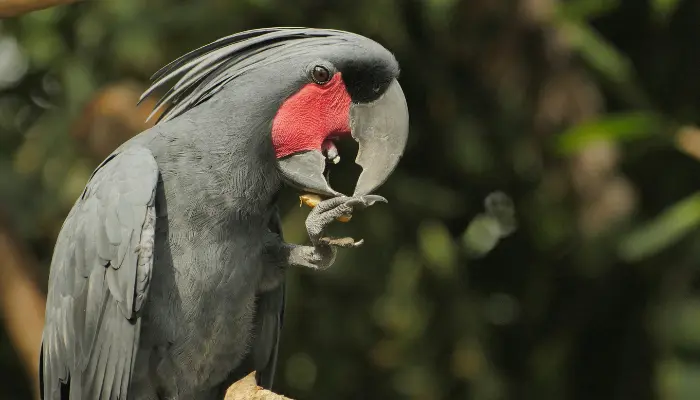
xmin=0 ymin=216 xmax=45 ymax=398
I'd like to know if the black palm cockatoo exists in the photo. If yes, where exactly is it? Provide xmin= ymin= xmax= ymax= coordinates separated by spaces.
xmin=40 ymin=27 xmax=409 ymax=399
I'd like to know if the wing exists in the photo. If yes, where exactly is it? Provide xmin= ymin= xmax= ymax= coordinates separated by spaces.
xmin=40 ymin=146 xmax=159 ymax=400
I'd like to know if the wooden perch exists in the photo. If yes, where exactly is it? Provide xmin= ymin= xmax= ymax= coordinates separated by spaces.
xmin=0 ymin=0 xmax=81 ymax=18
xmin=225 ymin=373 xmax=294 ymax=400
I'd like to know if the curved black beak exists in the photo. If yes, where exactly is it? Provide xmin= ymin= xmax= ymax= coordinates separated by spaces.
xmin=277 ymin=79 xmax=409 ymax=197
xmin=349 ymin=79 xmax=409 ymax=196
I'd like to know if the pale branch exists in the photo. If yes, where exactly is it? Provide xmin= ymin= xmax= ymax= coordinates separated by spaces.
xmin=0 ymin=0 xmax=81 ymax=17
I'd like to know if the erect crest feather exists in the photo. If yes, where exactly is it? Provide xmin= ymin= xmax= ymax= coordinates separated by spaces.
xmin=140 ymin=27 xmax=359 ymax=124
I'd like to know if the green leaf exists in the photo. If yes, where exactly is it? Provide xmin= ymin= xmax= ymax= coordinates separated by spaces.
xmin=561 ymin=21 xmax=632 ymax=83
xmin=417 ymin=219 xmax=457 ymax=277
xmin=652 ymin=0 xmax=681 ymax=24
xmin=425 ymin=0 xmax=459 ymax=27
xmin=669 ymin=300 xmax=700 ymax=350
xmin=557 ymin=0 xmax=621 ymax=21
xmin=461 ymin=214 xmax=502 ymax=258
xmin=556 ymin=112 xmax=664 ymax=154
xmin=618 ymin=193 xmax=700 ymax=262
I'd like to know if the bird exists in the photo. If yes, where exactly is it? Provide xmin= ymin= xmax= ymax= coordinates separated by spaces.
xmin=40 ymin=27 xmax=409 ymax=400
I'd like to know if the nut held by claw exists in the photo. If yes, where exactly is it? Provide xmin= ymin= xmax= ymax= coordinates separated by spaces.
xmin=299 ymin=194 xmax=322 ymax=208
xmin=299 ymin=194 xmax=352 ymax=222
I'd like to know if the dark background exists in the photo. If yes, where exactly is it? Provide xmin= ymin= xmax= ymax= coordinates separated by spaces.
xmin=2 ymin=0 xmax=700 ymax=399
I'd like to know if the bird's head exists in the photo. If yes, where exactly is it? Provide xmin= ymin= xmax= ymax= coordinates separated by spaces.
xmin=141 ymin=28 xmax=409 ymax=197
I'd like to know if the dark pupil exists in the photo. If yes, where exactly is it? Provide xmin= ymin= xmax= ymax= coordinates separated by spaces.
xmin=313 ymin=66 xmax=330 ymax=83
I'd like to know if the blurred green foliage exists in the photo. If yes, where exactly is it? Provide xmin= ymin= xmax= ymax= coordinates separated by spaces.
xmin=3 ymin=0 xmax=700 ymax=399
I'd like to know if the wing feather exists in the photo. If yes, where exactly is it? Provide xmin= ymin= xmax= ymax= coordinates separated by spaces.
xmin=41 ymin=146 xmax=158 ymax=400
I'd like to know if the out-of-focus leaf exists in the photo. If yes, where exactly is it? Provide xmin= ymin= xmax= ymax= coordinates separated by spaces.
xmin=41 ymin=156 xmax=68 ymax=191
xmin=452 ymin=337 xmax=485 ymax=380
xmin=75 ymin=13 xmax=106 ymax=50
xmin=0 ymin=36 xmax=29 ymax=90
xmin=448 ymin=123 xmax=494 ymax=177
xmin=392 ymin=174 xmax=464 ymax=218
xmin=392 ymin=365 xmax=440 ymax=399
xmin=462 ymin=214 xmax=502 ymax=258
xmin=483 ymin=292 xmax=519 ymax=326
xmin=113 ymin=26 xmax=161 ymax=72
xmin=452 ymin=337 xmax=503 ymax=399
xmin=102 ymin=0 xmax=143 ymax=21
xmin=557 ymin=0 xmax=621 ymax=21
xmin=484 ymin=191 xmax=517 ymax=236
xmin=556 ymin=112 xmax=665 ymax=154
xmin=560 ymin=20 xmax=632 ymax=83
xmin=20 ymin=27 xmax=65 ymax=69
xmin=531 ymin=336 xmax=572 ymax=395
xmin=374 ymin=248 xmax=429 ymax=339
xmin=425 ymin=0 xmax=458 ymax=27
xmin=386 ymin=248 xmax=422 ymax=295
xmin=18 ymin=4 xmax=65 ymax=23
xmin=619 ymin=193 xmax=700 ymax=262
xmin=652 ymin=0 xmax=681 ymax=24
xmin=668 ymin=299 xmax=700 ymax=350
xmin=417 ymin=219 xmax=457 ymax=277
xmin=461 ymin=192 xmax=517 ymax=258
xmin=61 ymin=58 xmax=96 ymax=115
xmin=284 ymin=353 xmax=317 ymax=392
xmin=12 ymin=136 xmax=43 ymax=175
xmin=373 ymin=294 xmax=429 ymax=339
xmin=658 ymin=357 xmax=700 ymax=400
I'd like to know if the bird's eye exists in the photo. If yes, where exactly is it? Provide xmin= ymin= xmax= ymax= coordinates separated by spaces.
xmin=311 ymin=66 xmax=331 ymax=84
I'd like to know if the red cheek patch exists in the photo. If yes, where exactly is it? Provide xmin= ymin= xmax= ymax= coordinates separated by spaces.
xmin=272 ymin=73 xmax=352 ymax=159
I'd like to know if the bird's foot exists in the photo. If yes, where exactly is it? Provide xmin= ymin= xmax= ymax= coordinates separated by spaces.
xmin=286 ymin=195 xmax=386 ymax=270
xmin=305 ymin=195 xmax=386 ymax=245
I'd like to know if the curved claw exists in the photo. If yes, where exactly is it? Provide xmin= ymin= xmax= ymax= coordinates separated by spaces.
xmin=344 ymin=195 xmax=388 ymax=209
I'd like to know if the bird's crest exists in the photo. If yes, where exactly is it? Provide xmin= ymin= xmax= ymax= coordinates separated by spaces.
xmin=139 ymin=27 xmax=358 ymax=124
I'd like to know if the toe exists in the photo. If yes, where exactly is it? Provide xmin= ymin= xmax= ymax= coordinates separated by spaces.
xmin=314 ymin=196 xmax=350 ymax=213
xmin=344 ymin=195 xmax=388 ymax=209
xmin=318 ymin=237 xmax=363 ymax=248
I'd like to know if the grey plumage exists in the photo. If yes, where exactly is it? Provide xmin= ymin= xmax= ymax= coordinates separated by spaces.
xmin=40 ymin=26 xmax=406 ymax=400
xmin=41 ymin=147 xmax=157 ymax=400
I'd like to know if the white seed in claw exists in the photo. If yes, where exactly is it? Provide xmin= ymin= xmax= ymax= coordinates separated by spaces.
xmin=331 ymin=155 xmax=340 ymax=164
